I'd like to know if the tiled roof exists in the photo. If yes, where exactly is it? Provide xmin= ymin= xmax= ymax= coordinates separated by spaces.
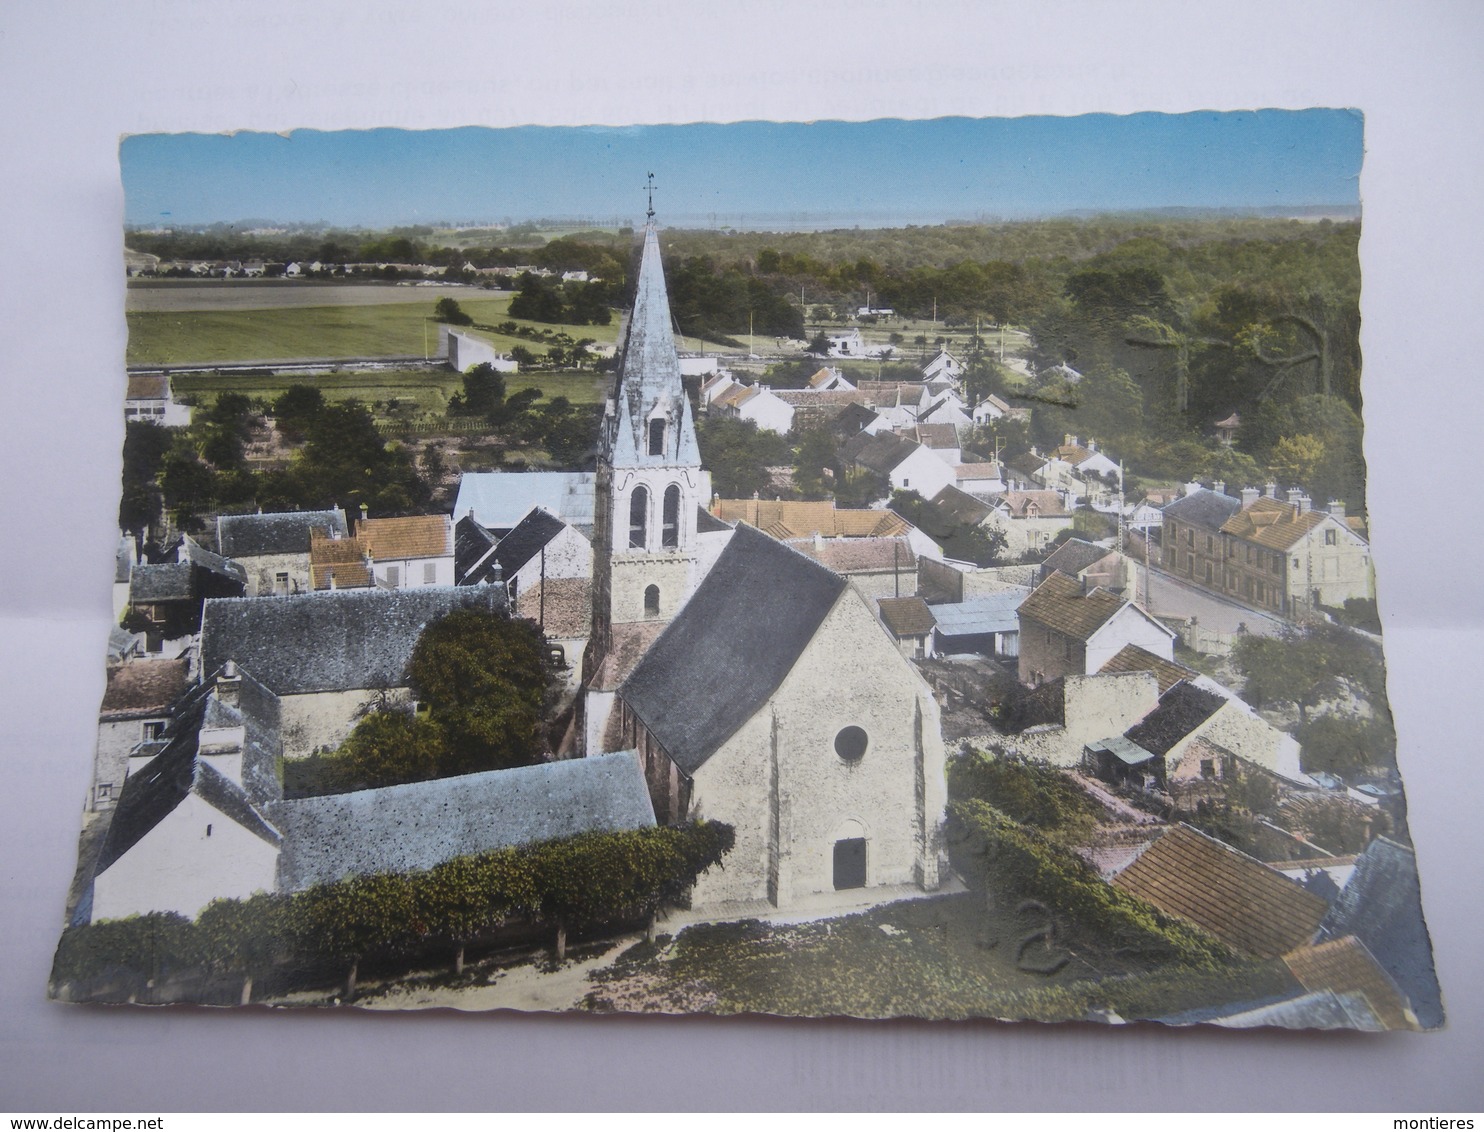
xmin=906 ymin=423 xmax=960 ymax=449
xmin=1017 ymin=572 xmax=1125 ymax=642
xmin=925 ymin=485 xmax=992 ymax=530
xmin=714 ymin=384 xmax=758 ymax=410
xmin=268 ymin=751 xmax=655 ymax=892
xmin=309 ymin=531 xmax=371 ymax=590
xmin=998 ymin=490 xmax=1071 ymax=519
xmin=877 ymin=596 xmax=936 ymax=637
xmin=358 ymin=514 xmax=453 ymax=561
xmin=1317 ymin=838 xmax=1444 ymax=1029
xmin=99 ymin=658 xmax=190 ymax=718
xmin=1124 ymin=681 xmax=1226 ymax=756
xmin=713 ymin=499 xmax=907 ymax=540
xmin=841 ymin=429 xmax=919 ymax=474
xmin=621 ymin=524 xmax=846 ymax=774
xmin=1220 ymin=497 xmax=1329 ymax=552
xmin=1284 ymin=935 xmax=1417 ymax=1030
xmin=1099 ymin=643 xmax=1198 ymax=695
xmin=1112 ymin=824 xmax=1330 ymax=958
xmin=591 ymin=620 xmax=668 ymax=691
xmin=773 ymin=389 xmax=870 ymax=407
xmin=125 ymin=374 xmax=170 ymax=400
xmin=807 ymin=366 xmax=840 ymax=388
xmin=217 ymin=509 xmax=348 ymax=558
xmin=1042 ymin=537 xmax=1113 ymax=579
xmin=785 ymin=535 xmax=916 ymax=574
xmin=1162 ymin=488 xmax=1241 ymax=531
xmin=1050 ymin=443 xmax=1094 ymax=465
xmin=129 ymin=562 xmax=194 ymax=602
xmin=201 ymin=586 xmax=505 ymax=695
xmin=954 ymin=462 xmax=1002 ymax=481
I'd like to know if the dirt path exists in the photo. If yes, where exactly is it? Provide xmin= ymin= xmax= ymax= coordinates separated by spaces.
xmin=356 ymin=934 xmax=641 ymax=1013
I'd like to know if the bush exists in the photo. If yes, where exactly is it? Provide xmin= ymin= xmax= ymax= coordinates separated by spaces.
xmin=948 ymin=749 xmax=1103 ymax=841
xmin=946 ymin=799 xmax=1230 ymax=968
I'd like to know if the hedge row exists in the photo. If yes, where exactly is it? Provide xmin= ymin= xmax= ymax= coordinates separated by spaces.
xmin=53 ymin=820 xmax=734 ymax=1000
xmin=945 ymin=799 xmax=1230 ymax=969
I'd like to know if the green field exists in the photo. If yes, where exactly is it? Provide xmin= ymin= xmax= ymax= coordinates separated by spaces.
xmin=125 ymin=295 xmax=621 ymax=366
xmin=171 ymin=368 xmax=607 ymax=412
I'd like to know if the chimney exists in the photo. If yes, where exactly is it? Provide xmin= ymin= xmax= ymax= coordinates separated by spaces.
xmin=1328 ymin=499 xmax=1346 ymax=521
xmin=359 ymin=502 xmax=369 ymax=523
xmin=216 ymin=659 xmax=241 ymax=708
xmin=1241 ymin=486 xmax=1259 ymax=510
xmin=1087 ymin=438 xmax=1097 ymax=452
xmin=1297 ymin=494 xmax=1311 ymax=514
xmin=1213 ymin=480 xmax=1226 ymax=497
xmin=1287 ymin=488 xmax=1304 ymax=506
xmin=1264 ymin=481 xmax=1278 ymax=499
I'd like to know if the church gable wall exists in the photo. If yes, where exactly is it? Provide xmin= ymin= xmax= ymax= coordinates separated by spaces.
xmin=687 ymin=588 xmax=946 ymax=909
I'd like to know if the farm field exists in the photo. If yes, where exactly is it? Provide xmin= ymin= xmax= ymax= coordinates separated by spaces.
xmin=173 ymin=367 xmax=608 ymax=412
xmin=125 ymin=280 xmax=500 ymax=313
xmin=172 ymin=368 xmax=608 ymax=412
xmin=125 ymin=295 xmax=621 ymax=366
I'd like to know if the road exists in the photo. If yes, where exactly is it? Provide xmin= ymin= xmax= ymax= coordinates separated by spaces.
xmin=1129 ymin=560 xmax=1287 ymax=640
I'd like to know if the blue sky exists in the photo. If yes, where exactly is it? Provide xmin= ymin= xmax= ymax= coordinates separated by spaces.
xmin=121 ymin=111 xmax=1362 ymax=230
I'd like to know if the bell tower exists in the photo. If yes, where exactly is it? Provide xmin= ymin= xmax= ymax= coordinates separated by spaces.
xmin=587 ymin=208 xmax=710 ymax=672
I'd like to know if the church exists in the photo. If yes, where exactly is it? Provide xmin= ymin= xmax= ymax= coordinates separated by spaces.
xmin=579 ymin=210 xmax=946 ymax=911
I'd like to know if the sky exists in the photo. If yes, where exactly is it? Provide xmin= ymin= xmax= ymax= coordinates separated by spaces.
xmin=121 ymin=111 xmax=1363 ymax=230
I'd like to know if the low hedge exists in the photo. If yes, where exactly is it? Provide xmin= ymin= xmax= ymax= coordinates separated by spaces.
xmin=946 ymin=799 xmax=1230 ymax=969
xmin=53 ymin=820 xmax=734 ymax=1001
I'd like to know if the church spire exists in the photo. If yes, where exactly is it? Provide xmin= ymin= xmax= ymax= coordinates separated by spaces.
xmin=607 ymin=215 xmax=700 ymax=468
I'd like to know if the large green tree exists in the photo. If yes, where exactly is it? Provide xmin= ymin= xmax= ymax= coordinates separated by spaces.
xmin=407 ymin=610 xmax=557 ymax=774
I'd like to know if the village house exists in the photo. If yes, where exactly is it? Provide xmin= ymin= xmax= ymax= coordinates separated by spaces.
xmin=444 ymin=328 xmax=519 ymax=373
xmin=480 ymin=506 xmax=592 ymax=602
xmin=971 ymin=393 xmax=1013 ymax=424
xmin=840 ymin=431 xmax=955 ymax=499
xmin=200 ymin=584 xmax=505 ymax=758
xmin=807 ymin=365 xmax=855 ymax=391
xmin=982 ymin=490 xmax=1076 ymax=557
xmin=1160 ymin=482 xmax=1242 ymax=586
xmin=710 ymin=381 xmax=795 ymax=434
xmin=308 ymin=530 xmax=372 ymax=590
xmin=1038 ymin=537 xmax=1127 ymax=592
xmin=1218 ymin=490 xmax=1374 ymax=616
xmin=214 ymin=508 xmax=351 ymax=596
xmin=921 ymin=347 xmax=962 ymax=385
xmin=92 ymin=657 xmax=191 ymax=812
xmin=892 ymin=422 xmax=963 ymax=465
xmin=876 ymin=596 xmax=937 ymax=658
xmin=610 ymin=524 xmax=946 ymax=909
xmin=1016 ymin=571 xmax=1176 ymax=686
xmin=123 ymin=373 xmax=192 ymax=428
xmin=126 ymin=537 xmax=248 ymax=646
xmin=356 ymin=513 xmax=456 ymax=589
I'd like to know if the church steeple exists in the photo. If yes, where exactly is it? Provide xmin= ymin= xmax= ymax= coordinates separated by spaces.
xmin=584 ymin=210 xmax=711 ymax=702
xmin=605 ymin=223 xmax=701 ymax=469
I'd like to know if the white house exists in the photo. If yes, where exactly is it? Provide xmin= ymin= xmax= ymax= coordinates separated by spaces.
xmin=712 ymin=383 xmax=796 ymax=434
xmin=1016 ymin=571 xmax=1176 ymax=686
xmin=446 ymin=329 xmax=519 ymax=373
xmin=921 ymin=348 xmax=963 ymax=385
xmin=124 ymin=374 xmax=193 ymax=428
xmin=356 ymin=513 xmax=456 ymax=589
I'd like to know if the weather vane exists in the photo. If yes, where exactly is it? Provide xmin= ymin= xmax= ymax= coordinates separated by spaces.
xmin=646 ymin=172 xmax=656 ymax=220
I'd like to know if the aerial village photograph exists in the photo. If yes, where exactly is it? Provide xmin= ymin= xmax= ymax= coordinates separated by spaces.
xmin=48 ymin=112 xmax=1444 ymax=1031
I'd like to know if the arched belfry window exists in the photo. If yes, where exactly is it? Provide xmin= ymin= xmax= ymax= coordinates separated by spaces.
xmin=644 ymin=584 xmax=660 ymax=618
xmin=628 ymin=486 xmax=649 ymax=549
xmin=648 ymin=418 xmax=666 ymax=457
xmin=662 ymin=484 xmax=681 ymax=548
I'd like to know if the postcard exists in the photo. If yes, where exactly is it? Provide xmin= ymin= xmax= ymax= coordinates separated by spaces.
xmin=50 ymin=113 xmax=1443 ymax=1029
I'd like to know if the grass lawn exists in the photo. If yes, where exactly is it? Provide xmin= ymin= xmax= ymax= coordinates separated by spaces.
xmin=582 ymin=891 xmax=1291 ymax=1020
xmin=126 ymin=295 xmax=621 ymax=366
xmin=172 ymin=368 xmax=607 ymax=413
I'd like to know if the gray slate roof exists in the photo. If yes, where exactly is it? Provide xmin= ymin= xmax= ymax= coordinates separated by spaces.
xmin=129 ymin=562 xmax=194 ymax=602
xmin=1163 ymin=488 xmax=1242 ymax=531
xmin=930 ymin=589 xmax=1029 ymax=637
xmin=200 ymin=585 xmax=506 ymax=695
xmin=454 ymin=513 xmax=499 ymax=584
xmin=491 ymin=507 xmax=568 ymax=577
xmin=94 ymin=668 xmax=284 ymax=878
xmin=268 ymin=751 xmax=655 ymax=891
xmin=1042 ymin=537 xmax=1112 ymax=579
xmin=217 ymin=509 xmax=348 ymax=558
xmin=620 ymin=522 xmax=847 ymax=774
xmin=1317 ymin=838 xmax=1444 ymax=1029
xmin=454 ymin=471 xmax=597 ymax=534
xmin=1123 ymin=681 xmax=1225 ymax=756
